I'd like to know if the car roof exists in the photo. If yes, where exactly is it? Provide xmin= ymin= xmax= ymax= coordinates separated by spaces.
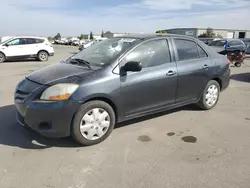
xmin=12 ymin=36 xmax=46 ymax=39
xmin=114 ymin=33 xmax=196 ymax=40
xmin=215 ymin=38 xmax=242 ymax=41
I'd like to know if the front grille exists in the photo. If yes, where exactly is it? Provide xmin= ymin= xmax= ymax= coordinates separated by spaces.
xmin=15 ymin=89 xmax=30 ymax=101
xmin=16 ymin=90 xmax=30 ymax=95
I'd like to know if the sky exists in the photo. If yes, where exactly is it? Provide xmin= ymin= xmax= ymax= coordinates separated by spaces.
xmin=1 ymin=0 xmax=250 ymax=37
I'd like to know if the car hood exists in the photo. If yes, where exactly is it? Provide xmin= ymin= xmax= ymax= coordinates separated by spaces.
xmin=26 ymin=62 xmax=95 ymax=85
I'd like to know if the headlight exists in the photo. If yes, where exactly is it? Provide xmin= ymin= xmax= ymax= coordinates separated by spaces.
xmin=40 ymin=83 xmax=79 ymax=101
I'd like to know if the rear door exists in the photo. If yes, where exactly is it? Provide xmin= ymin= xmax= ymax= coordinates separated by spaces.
xmin=172 ymin=37 xmax=212 ymax=103
xmin=119 ymin=38 xmax=178 ymax=117
xmin=23 ymin=38 xmax=40 ymax=55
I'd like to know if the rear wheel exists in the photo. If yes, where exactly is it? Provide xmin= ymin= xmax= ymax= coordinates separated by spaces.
xmin=197 ymin=80 xmax=220 ymax=110
xmin=72 ymin=100 xmax=116 ymax=146
xmin=0 ymin=52 xmax=5 ymax=63
xmin=235 ymin=62 xmax=241 ymax=67
xmin=37 ymin=51 xmax=49 ymax=62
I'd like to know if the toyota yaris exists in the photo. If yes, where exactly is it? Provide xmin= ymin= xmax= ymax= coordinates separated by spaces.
xmin=15 ymin=34 xmax=230 ymax=146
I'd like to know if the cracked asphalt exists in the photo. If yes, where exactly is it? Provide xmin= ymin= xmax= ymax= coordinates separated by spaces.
xmin=0 ymin=46 xmax=250 ymax=188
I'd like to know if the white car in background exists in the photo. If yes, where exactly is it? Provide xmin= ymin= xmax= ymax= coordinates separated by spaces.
xmin=0 ymin=36 xmax=54 ymax=63
xmin=79 ymin=38 xmax=108 ymax=51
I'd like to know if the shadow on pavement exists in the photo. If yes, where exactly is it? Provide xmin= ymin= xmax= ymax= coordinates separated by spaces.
xmin=0 ymin=104 xmax=201 ymax=149
xmin=116 ymin=105 xmax=201 ymax=129
xmin=0 ymin=105 xmax=80 ymax=149
xmin=231 ymin=73 xmax=250 ymax=83
xmin=5 ymin=59 xmax=38 ymax=63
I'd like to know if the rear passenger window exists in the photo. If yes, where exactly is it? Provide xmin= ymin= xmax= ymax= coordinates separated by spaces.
xmin=174 ymin=39 xmax=199 ymax=61
xmin=36 ymin=39 xmax=45 ymax=43
xmin=125 ymin=39 xmax=171 ymax=68
xmin=198 ymin=45 xmax=208 ymax=58
xmin=26 ymin=38 xmax=37 ymax=44
xmin=229 ymin=40 xmax=242 ymax=46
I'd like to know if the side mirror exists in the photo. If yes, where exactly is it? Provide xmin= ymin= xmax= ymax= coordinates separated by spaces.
xmin=123 ymin=61 xmax=142 ymax=72
xmin=5 ymin=44 xmax=9 ymax=47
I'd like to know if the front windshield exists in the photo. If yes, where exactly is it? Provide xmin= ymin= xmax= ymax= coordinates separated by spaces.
xmin=69 ymin=38 xmax=139 ymax=66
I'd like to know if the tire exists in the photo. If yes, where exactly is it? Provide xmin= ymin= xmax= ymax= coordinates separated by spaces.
xmin=72 ymin=100 xmax=116 ymax=146
xmin=0 ymin=52 xmax=6 ymax=63
xmin=197 ymin=80 xmax=220 ymax=110
xmin=37 ymin=51 xmax=49 ymax=62
xmin=235 ymin=62 xmax=241 ymax=67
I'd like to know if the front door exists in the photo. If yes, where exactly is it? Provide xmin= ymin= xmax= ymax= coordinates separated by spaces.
xmin=119 ymin=38 xmax=178 ymax=117
xmin=172 ymin=38 xmax=212 ymax=103
xmin=3 ymin=38 xmax=26 ymax=57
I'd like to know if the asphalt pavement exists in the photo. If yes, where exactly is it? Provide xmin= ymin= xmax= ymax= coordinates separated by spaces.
xmin=0 ymin=45 xmax=250 ymax=188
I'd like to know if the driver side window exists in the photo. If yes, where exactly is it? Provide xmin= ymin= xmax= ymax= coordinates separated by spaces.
xmin=7 ymin=38 xmax=25 ymax=46
xmin=7 ymin=39 xmax=21 ymax=46
xmin=123 ymin=39 xmax=171 ymax=68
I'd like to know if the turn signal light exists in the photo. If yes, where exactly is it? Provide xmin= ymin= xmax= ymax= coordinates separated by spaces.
xmin=49 ymin=93 xmax=70 ymax=101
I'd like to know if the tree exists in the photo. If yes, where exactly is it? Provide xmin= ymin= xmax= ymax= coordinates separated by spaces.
xmin=101 ymin=30 xmax=104 ymax=37
xmin=216 ymin=33 xmax=223 ymax=38
xmin=90 ymin=31 xmax=94 ymax=40
xmin=198 ymin=27 xmax=216 ymax=38
xmin=104 ymin=31 xmax=112 ymax=34
xmin=47 ymin=36 xmax=53 ymax=42
xmin=155 ymin=30 xmax=167 ymax=34
xmin=78 ymin=34 xmax=84 ymax=40
xmin=54 ymin=33 xmax=61 ymax=40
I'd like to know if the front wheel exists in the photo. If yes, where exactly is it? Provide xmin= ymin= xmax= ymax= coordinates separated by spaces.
xmin=197 ymin=80 xmax=220 ymax=110
xmin=37 ymin=51 xmax=49 ymax=62
xmin=72 ymin=101 xmax=116 ymax=146
xmin=0 ymin=52 xmax=6 ymax=63
xmin=234 ymin=62 xmax=241 ymax=67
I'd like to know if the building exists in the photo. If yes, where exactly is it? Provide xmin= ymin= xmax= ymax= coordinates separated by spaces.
xmin=159 ymin=28 xmax=250 ymax=39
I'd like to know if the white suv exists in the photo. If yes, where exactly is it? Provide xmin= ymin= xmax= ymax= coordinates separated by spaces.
xmin=0 ymin=36 xmax=54 ymax=63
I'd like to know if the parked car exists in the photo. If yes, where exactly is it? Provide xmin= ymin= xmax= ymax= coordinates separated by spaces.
xmin=79 ymin=41 xmax=94 ymax=51
xmin=0 ymin=36 xmax=54 ymax=63
xmin=72 ymin=40 xmax=80 ymax=46
xmin=15 ymin=34 xmax=230 ymax=146
xmin=246 ymin=44 xmax=250 ymax=55
xmin=208 ymin=39 xmax=246 ymax=54
xmin=241 ymin=38 xmax=250 ymax=47
xmin=79 ymin=37 xmax=108 ymax=51
xmin=198 ymin=38 xmax=214 ymax=45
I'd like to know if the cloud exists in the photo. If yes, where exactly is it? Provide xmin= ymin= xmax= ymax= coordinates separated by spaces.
xmin=0 ymin=0 xmax=250 ymax=36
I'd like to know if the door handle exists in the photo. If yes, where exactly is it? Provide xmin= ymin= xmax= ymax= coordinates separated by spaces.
xmin=166 ymin=70 xmax=176 ymax=76
xmin=203 ymin=64 xmax=209 ymax=69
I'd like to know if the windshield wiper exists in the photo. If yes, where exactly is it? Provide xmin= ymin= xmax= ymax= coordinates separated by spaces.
xmin=70 ymin=58 xmax=92 ymax=69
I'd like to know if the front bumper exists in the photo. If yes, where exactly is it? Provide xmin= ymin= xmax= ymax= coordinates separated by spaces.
xmin=49 ymin=52 xmax=54 ymax=56
xmin=15 ymin=99 xmax=81 ymax=138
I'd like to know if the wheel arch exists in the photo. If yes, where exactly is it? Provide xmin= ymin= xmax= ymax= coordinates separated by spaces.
xmin=211 ymin=77 xmax=222 ymax=90
xmin=0 ymin=51 xmax=6 ymax=56
xmin=69 ymin=95 xmax=119 ymax=137
xmin=37 ymin=49 xmax=49 ymax=55
xmin=84 ymin=97 xmax=118 ymax=122
xmin=0 ymin=51 xmax=6 ymax=62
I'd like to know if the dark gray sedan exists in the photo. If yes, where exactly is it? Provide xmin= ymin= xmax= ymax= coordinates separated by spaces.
xmin=15 ymin=34 xmax=230 ymax=146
